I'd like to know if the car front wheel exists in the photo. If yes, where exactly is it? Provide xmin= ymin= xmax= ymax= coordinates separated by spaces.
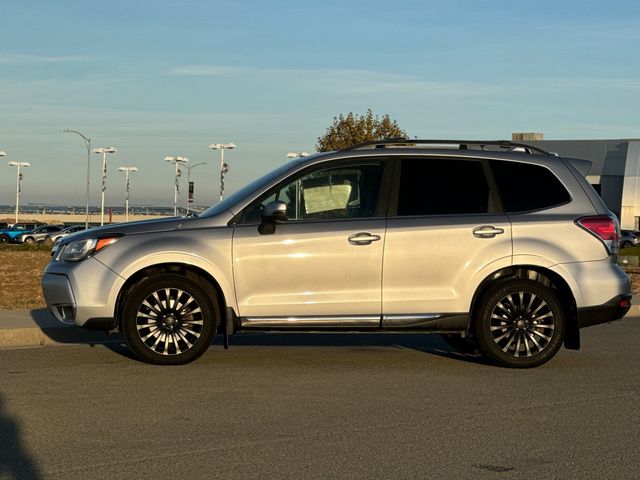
xmin=474 ymin=280 xmax=565 ymax=368
xmin=121 ymin=274 xmax=218 ymax=365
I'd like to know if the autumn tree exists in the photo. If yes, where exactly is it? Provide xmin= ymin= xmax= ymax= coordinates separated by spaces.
xmin=315 ymin=109 xmax=407 ymax=152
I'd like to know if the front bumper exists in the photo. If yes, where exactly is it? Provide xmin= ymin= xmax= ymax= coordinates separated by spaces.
xmin=577 ymin=294 xmax=632 ymax=328
xmin=42 ymin=272 xmax=77 ymax=324
xmin=42 ymin=257 xmax=124 ymax=329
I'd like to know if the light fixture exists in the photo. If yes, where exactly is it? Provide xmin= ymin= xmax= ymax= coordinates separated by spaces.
xmin=209 ymin=143 xmax=236 ymax=201
xmin=8 ymin=161 xmax=31 ymax=223
xmin=93 ymin=147 xmax=117 ymax=226
xmin=117 ymin=166 xmax=138 ymax=222
xmin=165 ymin=156 xmax=189 ymax=216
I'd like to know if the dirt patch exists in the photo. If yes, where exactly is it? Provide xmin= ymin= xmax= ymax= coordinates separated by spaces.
xmin=622 ymin=267 xmax=640 ymax=293
xmin=0 ymin=248 xmax=51 ymax=310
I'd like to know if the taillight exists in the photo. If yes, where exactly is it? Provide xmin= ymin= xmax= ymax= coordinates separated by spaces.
xmin=576 ymin=215 xmax=619 ymax=254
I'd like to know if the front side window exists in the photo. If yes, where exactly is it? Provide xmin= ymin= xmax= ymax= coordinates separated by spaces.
xmin=241 ymin=162 xmax=384 ymax=223
xmin=397 ymin=158 xmax=491 ymax=216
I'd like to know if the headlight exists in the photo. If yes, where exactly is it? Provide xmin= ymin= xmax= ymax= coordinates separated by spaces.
xmin=55 ymin=236 xmax=120 ymax=262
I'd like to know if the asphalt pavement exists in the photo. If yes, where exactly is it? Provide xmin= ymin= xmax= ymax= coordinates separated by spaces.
xmin=0 ymin=306 xmax=639 ymax=479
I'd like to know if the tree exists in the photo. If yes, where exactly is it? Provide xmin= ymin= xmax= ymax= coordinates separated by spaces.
xmin=315 ymin=109 xmax=407 ymax=152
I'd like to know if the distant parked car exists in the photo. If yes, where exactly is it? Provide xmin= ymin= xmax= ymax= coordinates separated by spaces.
xmin=17 ymin=224 xmax=64 ymax=244
xmin=620 ymin=230 xmax=639 ymax=249
xmin=0 ymin=223 xmax=40 ymax=243
xmin=45 ymin=225 xmax=90 ymax=245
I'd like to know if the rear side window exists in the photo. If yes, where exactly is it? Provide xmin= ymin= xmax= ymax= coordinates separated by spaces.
xmin=490 ymin=161 xmax=570 ymax=213
xmin=397 ymin=158 xmax=490 ymax=216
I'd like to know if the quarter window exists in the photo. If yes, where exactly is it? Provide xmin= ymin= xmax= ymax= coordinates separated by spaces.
xmin=490 ymin=160 xmax=570 ymax=212
xmin=397 ymin=158 xmax=491 ymax=216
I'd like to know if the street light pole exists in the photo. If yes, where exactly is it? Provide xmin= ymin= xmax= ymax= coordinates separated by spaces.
xmin=8 ymin=161 xmax=31 ymax=223
xmin=209 ymin=143 xmax=236 ymax=201
xmin=118 ymin=166 xmax=138 ymax=222
xmin=63 ymin=129 xmax=92 ymax=228
xmin=164 ymin=156 xmax=189 ymax=216
xmin=93 ymin=147 xmax=117 ymax=226
xmin=186 ymin=162 xmax=206 ymax=215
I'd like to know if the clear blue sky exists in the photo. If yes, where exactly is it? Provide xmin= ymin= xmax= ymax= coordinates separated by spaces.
xmin=1 ymin=0 xmax=639 ymax=207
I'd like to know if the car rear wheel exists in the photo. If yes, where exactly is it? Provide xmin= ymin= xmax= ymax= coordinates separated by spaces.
xmin=621 ymin=240 xmax=633 ymax=249
xmin=122 ymin=274 xmax=218 ymax=365
xmin=0 ymin=235 xmax=9 ymax=243
xmin=474 ymin=280 xmax=565 ymax=368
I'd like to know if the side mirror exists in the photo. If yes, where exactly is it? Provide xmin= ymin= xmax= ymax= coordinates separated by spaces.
xmin=258 ymin=200 xmax=288 ymax=235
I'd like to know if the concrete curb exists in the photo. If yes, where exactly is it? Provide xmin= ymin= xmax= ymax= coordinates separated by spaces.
xmin=0 ymin=326 xmax=123 ymax=349
xmin=0 ymin=309 xmax=122 ymax=349
xmin=1 ymin=298 xmax=639 ymax=350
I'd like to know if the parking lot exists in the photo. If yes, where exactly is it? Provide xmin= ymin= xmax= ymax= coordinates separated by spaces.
xmin=0 ymin=316 xmax=638 ymax=479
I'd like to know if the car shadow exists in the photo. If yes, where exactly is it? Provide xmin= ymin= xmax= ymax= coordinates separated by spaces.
xmin=27 ymin=309 xmax=490 ymax=365
xmin=0 ymin=393 xmax=43 ymax=479
xmin=216 ymin=332 xmax=492 ymax=366
xmin=29 ymin=308 xmax=123 ymax=346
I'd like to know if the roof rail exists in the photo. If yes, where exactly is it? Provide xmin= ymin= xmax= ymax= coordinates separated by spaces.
xmin=344 ymin=138 xmax=553 ymax=155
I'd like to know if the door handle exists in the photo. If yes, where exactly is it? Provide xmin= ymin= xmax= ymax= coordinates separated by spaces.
xmin=472 ymin=225 xmax=505 ymax=238
xmin=348 ymin=232 xmax=381 ymax=245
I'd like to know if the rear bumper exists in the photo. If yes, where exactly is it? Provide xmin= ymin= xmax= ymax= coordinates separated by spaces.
xmin=577 ymin=294 xmax=632 ymax=328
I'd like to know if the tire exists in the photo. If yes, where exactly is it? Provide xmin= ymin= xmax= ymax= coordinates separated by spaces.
xmin=474 ymin=280 xmax=565 ymax=368
xmin=621 ymin=240 xmax=633 ymax=249
xmin=24 ymin=237 xmax=35 ymax=244
xmin=121 ymin=274 xmax=218 ymax=365
xmin=440 ymin=334 xmax=480 ymax=354
xmin=0 ymin=235 xmax=9 ymax=244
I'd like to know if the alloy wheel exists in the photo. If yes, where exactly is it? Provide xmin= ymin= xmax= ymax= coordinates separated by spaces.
xmin=135 ymin=287 xmax=205 ymax=356
xmin=489 ymin=291 xmax=555 ymax=358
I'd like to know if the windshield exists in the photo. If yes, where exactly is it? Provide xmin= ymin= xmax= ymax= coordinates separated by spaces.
xmin=200 ymin=159 xmax=302 ymax=218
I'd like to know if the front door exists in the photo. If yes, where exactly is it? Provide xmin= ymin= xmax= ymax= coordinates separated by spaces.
xmin=232 ymin=159 xmax=387 ymax=320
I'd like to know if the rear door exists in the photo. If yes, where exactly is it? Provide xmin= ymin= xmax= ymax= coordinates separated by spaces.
xmin=382 ymin=156 xmax=512 ymax=317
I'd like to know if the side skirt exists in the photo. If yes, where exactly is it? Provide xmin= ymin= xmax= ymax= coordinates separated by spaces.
xmin=232 ymin=313 xmax=469 ymax=332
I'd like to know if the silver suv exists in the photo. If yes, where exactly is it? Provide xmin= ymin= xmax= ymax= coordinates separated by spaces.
xmin=42 ymin=140 xmax=632 ymax=367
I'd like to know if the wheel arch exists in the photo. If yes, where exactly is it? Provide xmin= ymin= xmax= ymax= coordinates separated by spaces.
xmin=114 ymin=262 xmax=229 ymax=331
xmin=469 ymin=265 xmax=580 ymax=350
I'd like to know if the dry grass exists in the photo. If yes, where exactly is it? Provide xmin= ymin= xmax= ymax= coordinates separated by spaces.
xmin=0 ymin=247 xmax=51 ymax=310
xmin=623 ymin=267 xmax=640 ymax=293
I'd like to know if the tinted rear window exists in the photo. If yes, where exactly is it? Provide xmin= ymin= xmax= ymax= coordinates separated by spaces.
xmin=490 ymin=160 xmax=570 ymax=213
xmin=398 ymin=158 xmax=490 ymax=216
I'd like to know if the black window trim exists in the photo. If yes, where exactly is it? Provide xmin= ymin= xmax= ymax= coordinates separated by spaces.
xmin=232 ymin=157 xmax=392 ymax=226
